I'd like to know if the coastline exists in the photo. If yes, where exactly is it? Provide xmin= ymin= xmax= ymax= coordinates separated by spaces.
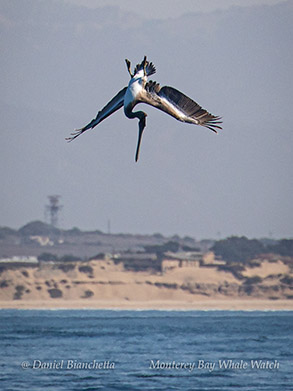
xmin=1 ymin=258 xmax=293 ymax=311
xmin=1 ymin=299 xmax=292 ymax=311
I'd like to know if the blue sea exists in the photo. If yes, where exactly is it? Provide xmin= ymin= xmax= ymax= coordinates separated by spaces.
xmin=0 ymin=310 xmax=292 ymax=390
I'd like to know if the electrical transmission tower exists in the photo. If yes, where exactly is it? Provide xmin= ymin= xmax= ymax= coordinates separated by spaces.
xmin=45 ymin=195 xmax=63 ymax=227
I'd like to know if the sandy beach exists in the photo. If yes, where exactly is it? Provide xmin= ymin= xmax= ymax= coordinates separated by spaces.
xmin=0 ymin=299 xmax=292 ymax=311
xmin=1 ymin=258 xmax=292 ymax=310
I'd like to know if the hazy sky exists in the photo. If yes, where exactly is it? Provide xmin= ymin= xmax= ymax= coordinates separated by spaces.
xmin=0 ymin=0 xmax=292 ymax=239
xmin=64 ymin=0 xmax=286 ymax=18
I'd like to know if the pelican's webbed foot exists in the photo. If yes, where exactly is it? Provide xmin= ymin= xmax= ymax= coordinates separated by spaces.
xmin=125 ymin=59 xmax=133 ymax=77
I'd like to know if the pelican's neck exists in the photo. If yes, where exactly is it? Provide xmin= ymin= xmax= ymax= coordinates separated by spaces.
xmin=124 ymin=107 xmax=146 ymax=120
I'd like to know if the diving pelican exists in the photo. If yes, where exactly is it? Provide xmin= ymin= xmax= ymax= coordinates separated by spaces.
xmin=67 ymin=56 xmax=222 ymax=161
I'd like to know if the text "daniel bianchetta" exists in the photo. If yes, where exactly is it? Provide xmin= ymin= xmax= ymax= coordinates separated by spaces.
xmin=24 ymin=360 xmax=115 ymax=370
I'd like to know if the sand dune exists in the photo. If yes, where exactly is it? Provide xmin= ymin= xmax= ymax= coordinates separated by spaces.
xmin=0 ymin=259 xmax=292 ymax=310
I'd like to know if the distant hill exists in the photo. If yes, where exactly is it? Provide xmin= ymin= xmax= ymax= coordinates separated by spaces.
xmin=0 ymin=221 xmax=201 ymax=259
xmin=18 ymin=221 xmax=60 ymax=236
xmin=1 ymin=222 xmax=292 ymax=265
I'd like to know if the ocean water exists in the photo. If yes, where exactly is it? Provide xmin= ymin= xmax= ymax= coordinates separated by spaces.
xmin=0 ymin=310 xmax=292 ymax=391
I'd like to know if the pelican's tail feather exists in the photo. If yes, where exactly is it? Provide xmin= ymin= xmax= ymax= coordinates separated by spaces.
xmin=133 ymin=56 xmax=156 ymax=77
xmin=145 ymin=61 xmax=156 ymax=76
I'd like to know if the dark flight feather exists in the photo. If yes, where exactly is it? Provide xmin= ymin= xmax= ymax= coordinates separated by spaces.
xmin=159 ymin=86 xmax=222 ymax=132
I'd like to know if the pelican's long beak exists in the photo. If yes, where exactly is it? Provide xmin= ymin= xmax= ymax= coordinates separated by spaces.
xmin=135 ymin=115 xmax=147 ymax=162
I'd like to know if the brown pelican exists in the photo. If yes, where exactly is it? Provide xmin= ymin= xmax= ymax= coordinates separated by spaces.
xmin=67 ymin=56 xmax=222 ymax=161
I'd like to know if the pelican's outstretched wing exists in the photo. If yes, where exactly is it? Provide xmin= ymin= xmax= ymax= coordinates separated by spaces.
xmin=143 ymin=81 xmax=222 ymax=133
xmin=66 ymin=86 xmax=127 ymax=141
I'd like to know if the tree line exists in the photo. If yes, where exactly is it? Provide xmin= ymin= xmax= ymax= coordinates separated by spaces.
xmin=212 ymin=237 xmax=293 ymax=263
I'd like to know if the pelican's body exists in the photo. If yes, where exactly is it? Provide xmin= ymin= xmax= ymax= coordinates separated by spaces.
xmin=124 ymin=69 xmax=145 ymax=109
xmin=67 ymin=57 xmax=222 ymax=161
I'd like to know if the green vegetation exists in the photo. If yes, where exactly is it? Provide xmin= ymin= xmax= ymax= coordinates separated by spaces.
xmin=212 ymin=236 xmax=265 ymax=263
xmin=144 ymin=240 xmax=200 ymax=255
xmin=212 ymin=236 xmax=293 ymax=264
xmin=38 ymin=253 xmax=80 ymax=263
xmin=48 ymin=288 xmax=63 ymax=298
xmin=0 ymin=280 xmax=9 ymax=288
xmin=1 ymin=220 xmax=292 ymax=273
xmin=89 ymin=253 xmax=105 ymax=260
xmin=57 ymin=263 xmax=76 ymax=272
xmin=144 ymin=241 xmax=180 ymax=254
xmin=18 ymin=221 xmax=59 ymax=236
xmin=38 ymin=252 xmax=59 ymax=262
xmin=244 ymin=276 xmax=263 ymax=285
xmin=59 ymin=255 xmax=80 ymax=262
xmin=267 ymin=239 xmax=293 ymax=257
xmin=81 ymin=289 xmax=94 ymax=298
xmin=217 ymin=264 xmax=246 ymax=280
xmin=79 ymin=265 xmax=94 ymax=275
xmin=280 ymin=275 xmax=293 ymax=285
xmin=13 ymin=285 xmax=25 ymax=300
xmin=0 ymin=227 xmax=16 ymax=239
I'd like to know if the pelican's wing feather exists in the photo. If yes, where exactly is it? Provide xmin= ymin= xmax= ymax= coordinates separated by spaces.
xmin=160 ymin=86 xmax=222 ymax=132
xmin=66 ymin=86 xmax=127 ymax=141
xmin=144 ymin=82 xmax=222 ymax=133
